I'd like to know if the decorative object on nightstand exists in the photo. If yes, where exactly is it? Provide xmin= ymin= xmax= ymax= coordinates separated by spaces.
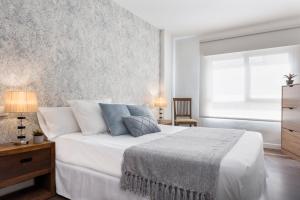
xmin=173 ymin=98 xmax=198 ymax=127
xmin=0 ymin=141 xmax=55 ymax=199
xmin=154 ymin=97 xmax=167 ymax=120
xmin=4 ymin=90 xmax=38 ymax=145
xmin=33 ymin=129 xmax=45 ymax=144
xmin=284 ymin=73 xmax=297 ymax=86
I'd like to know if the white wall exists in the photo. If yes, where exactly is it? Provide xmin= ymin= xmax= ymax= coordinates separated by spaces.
xmin=173 ymin=27 xmax=300 ymax=148
xmin=174 ymin=37 xmax=200 ymax=119
xmin=160 ymin=30 xmax=174 ymax=119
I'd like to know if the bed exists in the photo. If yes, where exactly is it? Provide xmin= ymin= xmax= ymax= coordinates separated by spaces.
xmin=37 ymin=106 xmax=266 ymax=200
xmin=51 ymin=125 xmax=266 ymax=200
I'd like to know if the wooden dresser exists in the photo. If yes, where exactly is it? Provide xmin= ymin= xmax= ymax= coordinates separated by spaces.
xmin=282 ymin=84 xmax=300 ymax=159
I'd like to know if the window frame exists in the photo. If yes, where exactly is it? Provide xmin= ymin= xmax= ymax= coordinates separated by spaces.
xmin=201 ymin=47 xmax=293 ymax=121
xmin=206 ymin=49 xmax=291 ymax=103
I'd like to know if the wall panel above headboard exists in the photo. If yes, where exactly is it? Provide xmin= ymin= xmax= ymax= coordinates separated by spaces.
xmin=0 ymin=0 xmax=160 ymax=143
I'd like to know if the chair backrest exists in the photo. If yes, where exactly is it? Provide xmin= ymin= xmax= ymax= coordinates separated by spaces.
xmin=173 ymin=98 xmax=192 ymax=120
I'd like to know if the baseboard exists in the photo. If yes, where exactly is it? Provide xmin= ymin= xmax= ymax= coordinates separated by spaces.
xmin=263 ymin=143 xmax=281 ymax=149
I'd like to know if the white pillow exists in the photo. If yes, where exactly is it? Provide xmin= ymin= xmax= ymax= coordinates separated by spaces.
xmin=38 ymin=107 xmax=81 ymax=139
xmin=68 ymin=99 xmax=112 ymax=135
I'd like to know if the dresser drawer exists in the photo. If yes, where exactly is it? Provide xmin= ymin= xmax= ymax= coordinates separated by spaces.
xmin=282 ymin=107 xmax=300 ymax=132
xmin=282 ymin=85 xmax=300 ymax=107
xmin=0 ymin=148 xmax=51 ymax=181
xmin=282 ymin=129 xmax=300 ymax=157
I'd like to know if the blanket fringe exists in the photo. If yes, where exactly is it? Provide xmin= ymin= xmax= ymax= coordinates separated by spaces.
xmin=121 ymin=172 xmax=213 ymax=200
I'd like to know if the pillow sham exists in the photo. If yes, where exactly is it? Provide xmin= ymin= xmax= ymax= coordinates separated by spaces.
xmin=127 ymin=105 xmax=155 ymax=119
xmin=38 ymin=107 xmax=81 ymax=139
xmin=99 ymin=103 xmax=131 ymax=136
xmin=68 ymin=99 xmax=112 ymax=135
xmin=123 ymin=116 xmax=161 ymax=137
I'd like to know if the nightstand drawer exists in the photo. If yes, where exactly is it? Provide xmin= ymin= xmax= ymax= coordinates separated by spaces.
xmin=0 ymin=148 xmax=51 ymax=181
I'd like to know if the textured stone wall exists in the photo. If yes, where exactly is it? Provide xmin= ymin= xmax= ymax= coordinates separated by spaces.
xmin=0 ymin=0 xmax=160 ymax=143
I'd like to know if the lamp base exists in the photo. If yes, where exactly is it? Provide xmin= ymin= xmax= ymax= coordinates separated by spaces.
xmin=159 ymin=107 xmax=164 ymax=120
xmin=15 ymin=114 xmax=28 ymax=145
xmin=16 ymin=135 xmax=29 ymax=145
xmin=14 ymin=141 xmax=29 ymax=145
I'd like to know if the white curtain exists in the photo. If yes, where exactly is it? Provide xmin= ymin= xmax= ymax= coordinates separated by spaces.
xmin=200 ymin=45 xmax=300 ymax=121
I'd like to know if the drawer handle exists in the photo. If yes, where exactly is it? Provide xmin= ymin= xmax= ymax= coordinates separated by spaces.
xmin=20 ymin=157 xmax=32 ymax=164
xmin=287 ymin=129 xmax=295 ymax=133
xmin=282 ymin=106 xmax=296 ymax=110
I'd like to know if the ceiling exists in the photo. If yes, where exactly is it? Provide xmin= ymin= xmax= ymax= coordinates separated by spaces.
xmin=112 ymin=0 xmax=300 ymax=37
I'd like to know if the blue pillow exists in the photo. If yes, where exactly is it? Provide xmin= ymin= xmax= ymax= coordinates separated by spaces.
xmin=123 ymin=116 xmax=161 ymax=137
xmin=127 ymin=105 xmax=155 ymax=119
xmin=99 ymin=103 xmax=131 ymax=136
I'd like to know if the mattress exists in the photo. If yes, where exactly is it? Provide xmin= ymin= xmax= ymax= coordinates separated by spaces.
xmin=54 ymin=125 xmax=266 ymax=200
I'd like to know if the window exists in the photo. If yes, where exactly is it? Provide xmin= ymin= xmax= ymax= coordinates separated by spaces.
xmin=201 ymin=47 xmax=293 ymax=121
xmin=212 ymin=58 xmax=245 ymax=102
xmin=249 ymin=53 xmax=290 ymax=99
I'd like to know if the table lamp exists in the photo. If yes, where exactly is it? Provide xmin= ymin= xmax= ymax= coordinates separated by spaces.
xmin=154 ymin=97 xmax=167 ymax=120
xmin=4 ymin=90 xmax=38 ymax=145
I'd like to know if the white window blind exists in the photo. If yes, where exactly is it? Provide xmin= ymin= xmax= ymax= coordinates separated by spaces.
xmin=201 ymin=46 xmax=294 ymax=121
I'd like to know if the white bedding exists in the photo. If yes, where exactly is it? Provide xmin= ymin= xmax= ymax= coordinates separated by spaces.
xmin=54 ymin=125 xmax=266 ymax=200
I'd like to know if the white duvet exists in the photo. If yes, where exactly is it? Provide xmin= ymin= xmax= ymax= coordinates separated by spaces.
xmin=54 ymin=125 xmax=266 ymax=200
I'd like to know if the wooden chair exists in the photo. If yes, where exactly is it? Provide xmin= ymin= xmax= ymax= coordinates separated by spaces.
xmin=173 ymin=98 xmax=197 ymax=127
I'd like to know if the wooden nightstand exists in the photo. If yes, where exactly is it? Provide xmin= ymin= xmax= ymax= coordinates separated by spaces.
xmin=158 ymin=119 xmax=172 ymax=125
xmin=0 ymin=141 xmax=55 ymax=200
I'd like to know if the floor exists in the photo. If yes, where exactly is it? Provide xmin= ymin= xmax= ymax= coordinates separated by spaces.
xmin=50 ymin=150 xmax=300 ymax=200
xmin=263 ymin=150 xmax=300 ymax=200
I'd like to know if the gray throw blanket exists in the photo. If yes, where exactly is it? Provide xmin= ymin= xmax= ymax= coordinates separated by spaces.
xmin=120 ymin=127 xmax=245 ymax=200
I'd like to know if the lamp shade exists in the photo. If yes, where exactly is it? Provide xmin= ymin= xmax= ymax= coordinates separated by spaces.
xmin=4 ymin=91 xmax=38 ymax=113
xmin=154 ymin=97 xmax=167 ymax=108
